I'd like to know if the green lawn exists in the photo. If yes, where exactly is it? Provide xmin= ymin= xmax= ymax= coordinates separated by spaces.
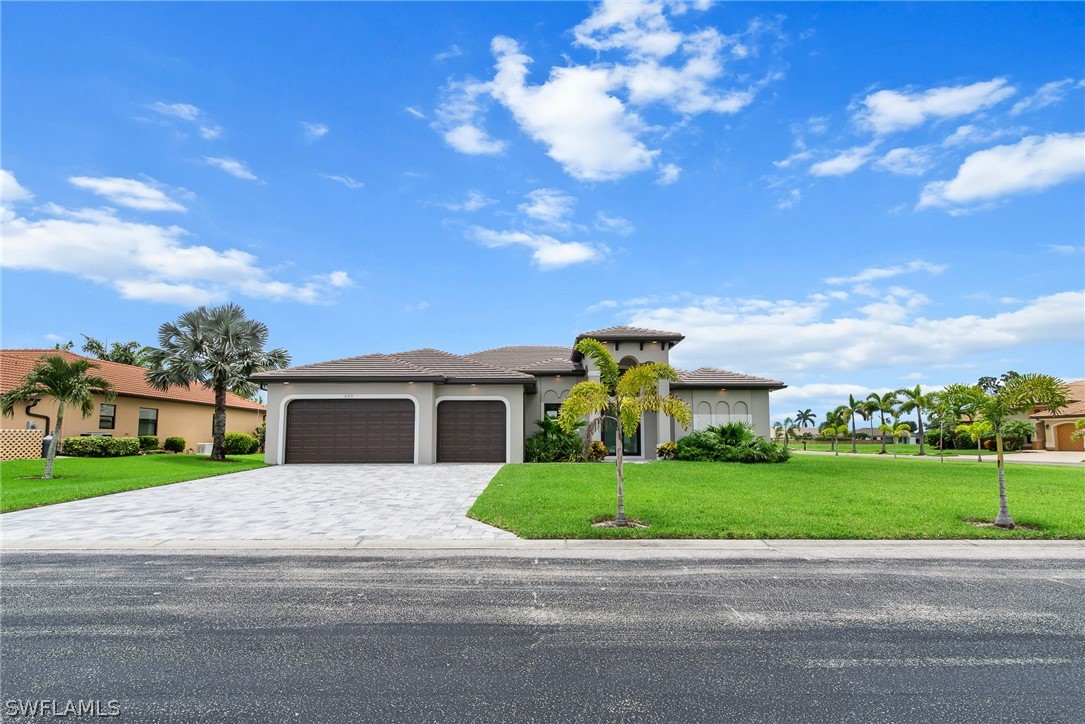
xmin=1 ymin=454 xmax=267 ymax=513
xmin=790 ymin=442 xmax=1004 ymax=457
xmin=468 ymin=456 xmax=1085 ymax=540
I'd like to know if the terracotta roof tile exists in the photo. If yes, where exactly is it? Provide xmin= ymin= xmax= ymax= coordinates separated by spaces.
xmin=673 ymin=367 xmax=786 ymax=389
xmin=1030 ymin=380 xmax=1085 ymax=419
xmin=1 ymin=350 xmax=265 ymax=411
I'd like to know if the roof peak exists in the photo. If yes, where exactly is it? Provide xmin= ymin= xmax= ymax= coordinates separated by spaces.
xmin=575 ymin=325 xmax=685 ymax=343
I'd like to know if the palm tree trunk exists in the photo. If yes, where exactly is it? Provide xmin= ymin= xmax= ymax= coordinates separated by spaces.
xmin=212 ymin=384 xmax=228 ymax=461
xmin=976 ymin=434 xmax=982 ymax=463
xmin=917 ymin=410 xmax=926 ymax=456
xmin=993 ymin=424 xmax=1014 ymax=528
xmin=42 ymin=401 xmax=65 ymax=479
xmin=614 ymin=440 xmax=627 ymax=526
xmin=850 ymin=414 xmax=857 ymax=454
xmin=879 ymin=412 xmax=887 ymax=454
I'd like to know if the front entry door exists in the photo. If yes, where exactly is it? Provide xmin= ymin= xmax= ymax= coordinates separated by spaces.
xmin=603 ymin=418 xmax=641 ymax=456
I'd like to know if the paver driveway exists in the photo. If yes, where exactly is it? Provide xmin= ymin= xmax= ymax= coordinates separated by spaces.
xmin=0 ymin=465 xmax=515 ymax=541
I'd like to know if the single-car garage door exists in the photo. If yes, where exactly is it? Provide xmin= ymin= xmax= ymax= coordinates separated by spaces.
xmin=1055 ymin=422 xmax=1085 ymax=452
xmin=285 ymin=399 xmax=415 ymax=463
xmin=437 ymin=400 xmax=506 ymax=463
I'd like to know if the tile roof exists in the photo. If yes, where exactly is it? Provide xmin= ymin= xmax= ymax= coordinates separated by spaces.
xmin=1030 ymin=380 xmax=1085 ymax=419
xmin=251 ymin=348 xmax=535 ymax=384
xmin=465 ymin=346 xmax=582 ymax=375
xmin=672 ymin=367 xmax=786 ymax=389
xmin=0 ymin=350 xmax=266 ymax=411
xmin=576 ymin=325 xmax=685 ymax=343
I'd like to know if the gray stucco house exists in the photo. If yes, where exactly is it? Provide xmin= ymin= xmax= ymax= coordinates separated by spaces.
xmin=251 ymin=326 xmax=786 ymax=465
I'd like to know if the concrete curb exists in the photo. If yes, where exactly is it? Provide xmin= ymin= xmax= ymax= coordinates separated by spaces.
xmin=4 ymin=539 xmax=1084 ymax=560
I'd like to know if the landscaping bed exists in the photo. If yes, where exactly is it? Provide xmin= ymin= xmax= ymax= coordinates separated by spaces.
xmin=468 ymin=456 xmax=1084 ymax=539
xmin=1 ymin=454 xmax=267 ymax=513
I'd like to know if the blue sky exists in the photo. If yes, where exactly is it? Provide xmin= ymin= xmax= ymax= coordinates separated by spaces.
xmin=2 ymin=1 xmax=1083 ymax=418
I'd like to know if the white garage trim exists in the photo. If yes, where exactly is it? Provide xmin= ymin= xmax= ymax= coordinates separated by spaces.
xmin=276 ymin=393 xmax=420 ymax=465
xmin=435 ymin=396 xmax=512 ymax=464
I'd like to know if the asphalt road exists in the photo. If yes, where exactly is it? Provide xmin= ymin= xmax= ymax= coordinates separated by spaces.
xmin=1 ymin=552 xmax=1083 ymax=723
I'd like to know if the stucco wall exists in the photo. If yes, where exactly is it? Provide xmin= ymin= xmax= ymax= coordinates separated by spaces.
xmin=263 ymin=381 xmax=525 ymax=464
xmin=3 ymin=394 xmax=263 ymax=453
xmin=671 ymin=388 xmax=774 ymax=440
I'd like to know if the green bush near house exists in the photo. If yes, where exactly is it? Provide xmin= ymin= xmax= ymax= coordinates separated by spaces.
xmin=524 ymin=417 xmax=586 ymax=463
xmin=223 ymin=432 xmax=260 ymax=455
xmin=61 ymin=436 xmax=141 ymax=458
xmin=675 ymin=423 xmax=790 ymax=463
xmin=656 ymin=441 xmax=678 ymax=460
xmin=163 ymin=436 xmax=186 ymax=453
xmin=138 ymin=435 xmax=159 ymax=451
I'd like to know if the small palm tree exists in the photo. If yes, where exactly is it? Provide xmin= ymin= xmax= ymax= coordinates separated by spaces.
xmin=974 ymin=373 xmax=1068 ymax=528
xmin=559 ymin=338 xmax=692 ymax=527
xmin=783 ymin=416 xmax=795 ymax=449
xmin=145 ymin=304 xmax=290 ymax=461
xmin=865 ymin=392 xmax=896 ymax=454
xmin=956 ymin=419 xmax=993 ymax=461
xmin=895 ymin=384 xmax=932 ymax=455
xmin=795 ymin=409 xmax=816 ymax=450
xmin=0 ymin=355 xmax=115 ymax=479
xmin=845 ymin=394 xmax=863 ymax=453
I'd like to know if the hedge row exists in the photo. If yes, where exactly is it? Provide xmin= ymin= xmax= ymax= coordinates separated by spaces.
xmin=62 ymin=436 xmax=141 ymax=458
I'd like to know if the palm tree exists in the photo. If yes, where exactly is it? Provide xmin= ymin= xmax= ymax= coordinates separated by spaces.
xmin=865 ymin=392 xmax=895 ymax=454
xmin=144 ymin=304 xmax=290 ymax=461
xmin=822 ymin=407 xmax=849 ymax=456
xmin=795 ymin=409 xmax=816 ymax=450
xmin=895 ymin=384 xmax=932 ymax=455
xmin=0 ymin=355 xmax=115 ymax=479
xmin=974 ymin=373 xmax=1068 ymax=528
xmin=940 ymin=383 xmax=986 ymax=462
xmin=558 ymin=338 xmax=692 ymax=527
xmin=81 ymin=335 xmax=153 ymax=367
xmin=782 ymin=416 xmax=795 ymax=450
xmin=956 ymin=419 xmax=993 ymax=462
xmin=844 ymin=394 xmax=863 ymax=453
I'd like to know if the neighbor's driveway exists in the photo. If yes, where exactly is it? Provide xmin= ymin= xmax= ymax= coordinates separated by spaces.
xmin=0 ymin=465 xmax=515 ymax=541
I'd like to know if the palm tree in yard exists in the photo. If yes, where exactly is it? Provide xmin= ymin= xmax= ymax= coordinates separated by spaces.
xmin=145 ymin=304 xmax=290 ymax=461
xmin=844 ymin=394 xmax=863 ymax=453
xmin=821 ymin=407 xmax=849 ymax=455
xmin=559 ymin=338 xmax=692 ymax=527
xmin=1 ymin=355 xmax=115 ymax=479
xmin=974 ymin=373 xmax=1068 ymax=528
xmin=865 ymin=392 xmax=895 ymax=454
xmin=895 ymin=384 xmax=932 ymax=455
xmin=795 ymin=408 xmax=816 ymax=450
xmin=940 ymin=383 xmax=986 ymax=462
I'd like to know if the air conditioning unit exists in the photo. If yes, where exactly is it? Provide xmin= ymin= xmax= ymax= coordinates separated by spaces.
xmin=196 ymin=443 xmax=213 ymax=455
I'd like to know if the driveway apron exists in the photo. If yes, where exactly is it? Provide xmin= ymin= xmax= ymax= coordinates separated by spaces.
xmin=0 ymin=464 xmax=515 ymax=541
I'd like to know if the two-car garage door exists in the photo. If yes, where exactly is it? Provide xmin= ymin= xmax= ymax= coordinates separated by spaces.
xmin=283 ymin=398 xmax=506 ymax=463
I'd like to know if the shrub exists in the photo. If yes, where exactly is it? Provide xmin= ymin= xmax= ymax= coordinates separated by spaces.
xmin=62 ymin=436 xmax=140 ymax=458
xmin=138 ymin=435 xmax=160 ymax=451
xmin=524 ymin=417 xmax=584 ymax=463
xmin=163 ymin=436 xmax=186 ymax=453
xmin=674 ymin=428 xmax=789 ymax=464
xmin=586 ymin=440 xmax=607 ymax=462
xmin=254 ymin=423 xmax=266 ymax=453
xmin=223 ymin=432 xmax=260 ymax=455
xmin=656 ymin=441 xmax=678 ymax=460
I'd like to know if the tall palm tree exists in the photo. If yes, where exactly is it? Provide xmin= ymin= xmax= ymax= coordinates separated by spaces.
xmin=843 ymin=394 xmax=865 ymax=453
xmin=782 ymin=416 xmax=795 ymax=449
xmin=795 ymin=409 xmax=816 ymax=450
xmin=940 ymin=383 xmax=986 ymax=462
xmin=1 ymin=355 xmax=115 ymax=479
xmin=974 ymin=373 xmax=1068 ymax=528
xmin=145 ymin=304 xmax=290 ymax=461
xmin=895 ymin=384 xmax=932 ymax=456
xmin=559 ymin=338 xmax=691 ymax=527
xmin=865 ymin=392 xmax=896 ymax=454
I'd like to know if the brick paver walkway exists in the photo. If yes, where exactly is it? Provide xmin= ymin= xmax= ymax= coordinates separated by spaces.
xmin=0 ymin=464 xmax=515 ymax=541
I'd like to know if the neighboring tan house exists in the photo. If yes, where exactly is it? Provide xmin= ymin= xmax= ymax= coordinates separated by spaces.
xmin=252 ymin=326 xmax=786 ymax=465
xmin=1030 ymin=379 xmax=1085 ymax=452
xmin=0 ymin=350 xmax=265 ymax=458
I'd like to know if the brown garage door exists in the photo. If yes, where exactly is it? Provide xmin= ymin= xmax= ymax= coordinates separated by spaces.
xmin=437 ymin=400 xmax=506 ymax=463
xmin=1055 ymin=422 xmax=1085 ymax=452
xmin=285 ymin=399 xmax=415 ymax=463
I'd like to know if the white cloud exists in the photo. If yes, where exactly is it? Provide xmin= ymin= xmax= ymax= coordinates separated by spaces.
xmin=471 ymin=227 xmax=604 ymax=270
xmin=1010 ymin=78 xmax=1082 ymax=115
xmin=199 ymin=125 xmax=223 ymax=140
xmin=204 ymin=156 xmax=260 ymax=182
xmin=776 ymin=188 xmax=801 ymax=210
xmin=623 ymin=289 xmax=1084 ymax=375
xmin=657 ymin=163 xmax=681 ymax=185
xmin=519 ymin=188 xmax=576 ymax=227
xmin=405 ymin=106 xmax=425 ymax=119
xmin=595 ymin=212 xmax=635 ymax=235
xmin=773 ymin=149 xmax=813 ymax=169
xmin=1 ymin=169 xmax=34 ymax=206
xmin=442 ymin=190 xmax=494 ymax=212
xmin=404 ymin=301 xmax=431 ymax=313
xmin=918 ymin=132 xmax=1085 ymax=210
xmin=856 ymin=78 xmax=1016 ymax=135
xmin=435 ymin=3 xmax=781 ymax=182
xmin=2 ymin=203 xmax=350 ymax=305
xmin=68 ymin=176 xmax=186 ymax=212
xmin=825 ymin=260 xmax=946 ymax=286
xmin=150 ymin=101 xmax=201 ymax=121
xmin=301 ymin=122 xmax=329 ymax=141
xmin=1045 ymin=244 xmax=1083 ymax=254
xmin=321 ymin=174 xmax=364 ymax=189
xmin=809 ymin=144 xmax=877 ymax=176
xmin=874 ymin=147 xmax=932 ymax=176
xmin=585 ymin=299 xmax=619 ymax=313
xmin=435 ymin=44 xmax=463 ymax=61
